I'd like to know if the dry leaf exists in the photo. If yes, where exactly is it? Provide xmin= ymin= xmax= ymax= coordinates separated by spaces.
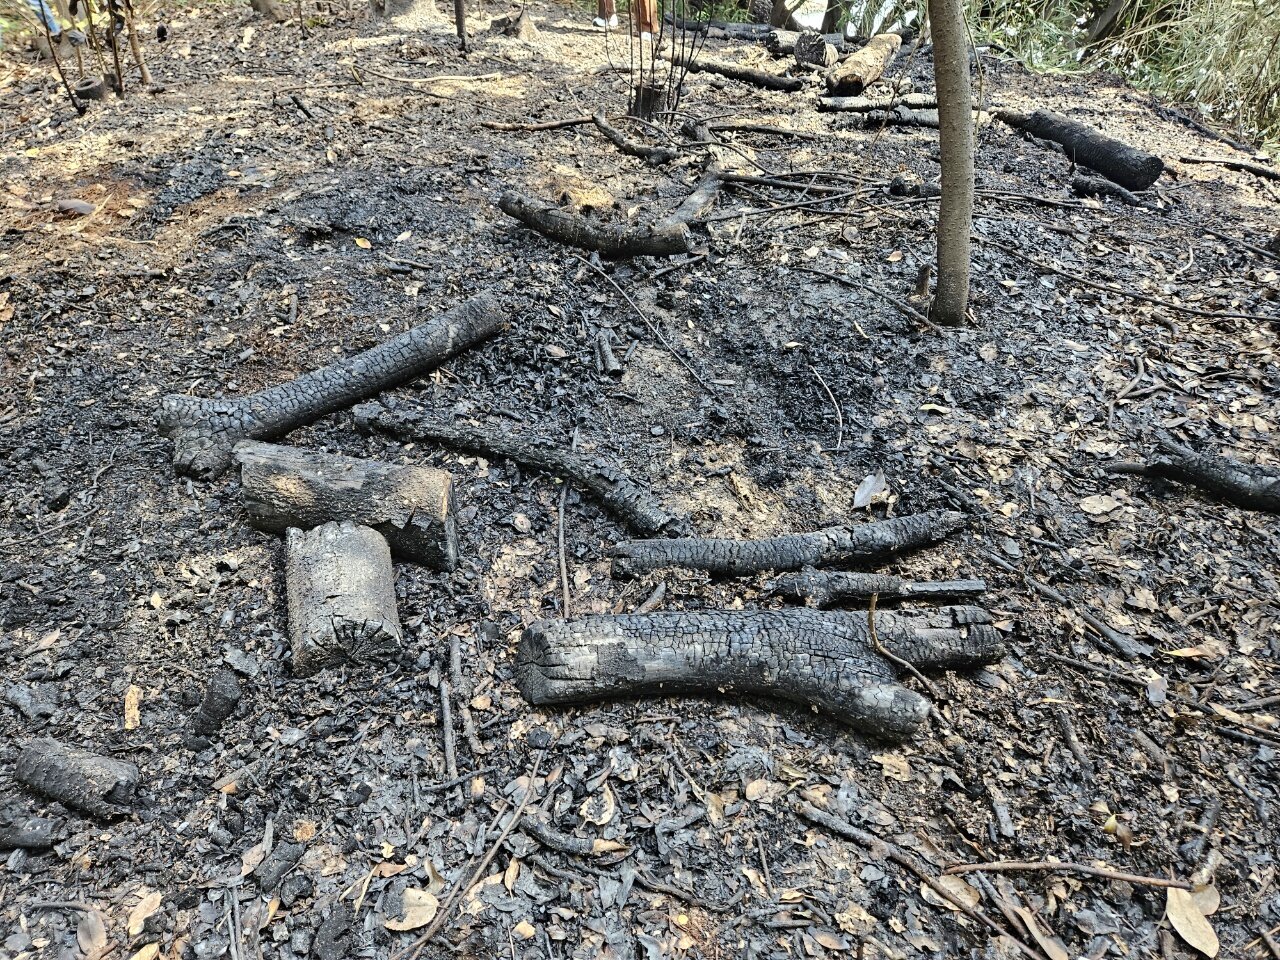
xmin=1167 ymin=887 xmax=1219 ymax=957
xmin=293 ymin=820 xmax=317 ymax=842
xmin=129 ymin=945 xmax=161 ymax=960
xmin=77 ymin=908 xmax=108 ymax=955
xmin=812 ymin=930 xmax=850 ymax=950
xmin=579 ymin=784 xmax=617 ymax=826
xmin=745 ymin=778 xmax=771 ymax=801
xmin=853 ymin=471 xmax=887 ymax=509
xmin=1191 ymin=884 xmax=1221 ymax=917
xmin=128 ymin=891 xmax=163 ymax=936
xmin=545 ymin=344 xmax=567 ymax=359
xmin=590 ymin=838 xmax=627 ymax=855
xmin=240 ymin=841 xmax=267 ymax=876
xmin=124 ymin=684 xmax=143 ymax=730
xmin=1080 ymin=494 xmax=1122 ymax=515
xmin=1011 ymin=906 xmax=1069 ymax=960
xmin=384 ymin=888 xmax=439 ymax=931
xmin=920 ymin=876 xmax=979 ymax=911
xmin=871 ymin=753 xmax=912 ymax=782
xmin=513 ymin=919 xmax=536 ymax=940
xmin=355 ymin=237 xmax=372 ymax=249
xmin=504 ymin=857 xmax=520 ymax=893
xmin=835 ymin=902 xmax=876 ymax=935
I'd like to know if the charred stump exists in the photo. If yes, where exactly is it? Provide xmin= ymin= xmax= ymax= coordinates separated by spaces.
xmin=156 ymin=293 xmax=504 ymax=479
xmin=515 ymin=607 xmax=1003 ymax=740
xmin=234 ymin=441 xmax=457 ymax=568
xmin=286 ymin=521 xmax=403 ymax=677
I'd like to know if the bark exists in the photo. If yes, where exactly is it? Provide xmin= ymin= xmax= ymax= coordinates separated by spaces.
xmin=515 ymin=607 xmax=1002 ymax=740
xmin=794 ymin=30 xmax=839 ymax=68
xmin=825 ymin=33 xmax=901 ymax=95
xmin=156 ymin=292 xmax=504 ymax=479
xmin=233 ymin=440 xmax=458 ymax=569
xmin=0 ymin=816 xmax=61 ymax=850
xmin=765 ymin=28 xmax=845 ymax=57
xmin=594 ymin=330 xmax=623 ymax=377
xmin=286 ymin=521 xmax=403 ymax=677
xmin=15 ymin=739 xmax=139 ymax=819
xmin=592 ymin=111 xmax=678 ymax=165
xmin=188 ymin=669 xmax=241 ymax=740
xmin=612 ymin=510 xmax=967 ymax=578
xmin=929 ymin=0 xmax=973 ymax=327
xmin=1107 ymin=436 xmax=1280 ymax=513
xmin=498 ymin=191 xmax=690 ymax=258
xmin=666 ymin=52 xmax=805 ymax=93
xmin=353 ymin=403 xmax=686 ymax=536
xmin=996 ymin=109 xmax=1164 ymax=191
xmin=773 ymin=569 xmax=986 ymax=608
xmin=819 ymin=92 xmax=937 ymax=111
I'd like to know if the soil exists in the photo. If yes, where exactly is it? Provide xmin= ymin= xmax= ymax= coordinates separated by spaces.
xmin=2 ymin=4 xmax=1279 ymax=959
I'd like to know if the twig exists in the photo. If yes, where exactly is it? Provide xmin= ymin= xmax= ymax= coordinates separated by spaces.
xmin=1053 ymin=706 xmax=1094 ymax=781
xmin=1024 ymin=576 xmax=1150 ymax=660
xmin=943 ymin=860 xmax=1192 ymax=890
xmin=1261 ymin=928 xmax=1280 ymax=959
xmin=418 ymin=766 xmax=498 ymax=794
xmin=450 ymin=633 xmax=484 ymax=758
xmin=40 ymin=15 xmax=86 ymax=115
xmin=796 ymin=803 xmax=1049 ymax=960
xmin=557 ymin=485 xmax=571 ymax=617
xmin=480 ymin=115 xmax=593 ymax=132
xmin=810 ymin=365 xmax=843 ymax=452
xmin=868 ymin=594 xmax=940 ymax=698
xmin=570 ymin=255 xmax=715 ymax=394
xmin=634 ymin=582 xmax=666 ymax=614
xmin=439 ymin=678 xmax=458 ymax=785
xmin=1181 ymin=154 xmax=1280 ymax=182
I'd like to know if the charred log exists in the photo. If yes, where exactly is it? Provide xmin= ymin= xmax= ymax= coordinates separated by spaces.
xmin=1106 ymin=436 xmax=1280 ymax=513
xmin=498 ymin=191 xmax=691 ymax=258
xmin=156 ymin=292 xmax=504 ymax=479
xmin=592 ymin=111 xmax=678 ymax=165
xmin=186 ymin=669 xmax=242 ymax=747
xmin=0 ymin=816 xmax=62 ymax=850
xmin=15 ymin=739 xmax=139 ymax=819
xmin=1071 ymin=173 xmax=1154 ymax=207
xmin=794 ymin=30 xmax=839 ymax=68
xmin=819 ymin=92 xmax=937 ymax=112
xmin=286 ymin=521 xmax=403 ymax=677
xmin=890 ymin=171 xmax=942 ymax=197
xmin=234 ymin=441 xmax=457 ymax=568
xmin=665 ymin=52 xmax=805 ymax=92
xmin=354 ymin=403 xmax=686 ymax=536
xmin=612 ymin=510 xmax=966 ymax=578
xmin=515 ymin=607 xmax=1003 ymax=740
xmin=594 ymin=330 xmax=623 ymax=377
xmin=996 ymin=109 xmax=1164 ymax=191
xmin=773 ymin=569 xmax=986 ymax=607
xmin=825 ymin=33 xmax=902 ymax=95
xmin=661 ymin=166 xmax=724 ymax=228
xmin=765 ymin=28 xmax=845 ymax=57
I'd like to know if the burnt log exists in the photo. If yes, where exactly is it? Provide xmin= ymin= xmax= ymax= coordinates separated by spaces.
xmin=187 ymin=669 xmax=242 ymax=742
xmin=0 ymin=816 xmax=62 ymax=850
xmin=794 ymin=30 xmax=839 ymax=68
xmin=515 ymin=607 xmax=1003 ymax=740
xmin=825 ymin=33 xmax=902 ymax=95
xmin=592 ymin=111 xmax=678 ymax=165
xmin=354 ymin=403 xmax=686 ymax=536
xmin=666 ymin=52 xmax=805 ymax=93
xmin=819 ymin=92 xmax=937 ymax=111
xmin=660 ymin=167 xmax=724 ymax=228
xmin=15 ymin=739 xmax=139 ymax=819
xmin=157 ymin=292 xmax=504 ymax=479
xmin=612 ymin=510 xmax=966 ymax=578
xmin=996 ymin=109 xmax=1164 ymax=191
xmin=890 ymin=171 xmax=942 ymax=198
xmin=773 ymin=569 xmax=986 ymax=607
xmin=498 ymin=191 xmax=690 ymax=258
xmin=1106 ymin=436 xmax=1280 ymax=513
xmin=234 ymin=441 xmax=457 ymax=569
xmin=286 ymin=521 xmax=403 ymax=677
xmin=765 ymin=28 xmax=845 ymax=57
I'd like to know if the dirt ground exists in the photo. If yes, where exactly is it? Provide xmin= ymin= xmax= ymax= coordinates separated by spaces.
xmin=2 ymin=2 xmax=1279 ymax=958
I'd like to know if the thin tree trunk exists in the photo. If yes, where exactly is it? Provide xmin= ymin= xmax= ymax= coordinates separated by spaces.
xmin=928 ymin=0 xmax=973 ymax=326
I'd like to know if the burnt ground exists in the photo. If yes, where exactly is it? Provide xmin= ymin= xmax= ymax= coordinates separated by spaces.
xmin=2 ymin=3 xmax=1279 ymax=958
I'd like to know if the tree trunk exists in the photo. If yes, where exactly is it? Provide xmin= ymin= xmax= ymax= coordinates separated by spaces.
xmin=498 ymin=191 xmax=691 ymax=258
xmin=233 ymin=441 xmax=458 ymax=568
xmin=928 ymin=0 xmax=973 ymax=326
xmin=773 ymin=569 xmax=986 ymax=607
xmin=824 ymin=32 xmax=901 ymax=95
xmin=515 ymin=607 xmax=1002 ymax=740
xmin=353 ymin=403 xmax=687 ymax=536
xmin=286 ymin=521 xmax=402 ymax=677
xmin=611 ymin=510 xmax=967 ymax=578
xmin=156 ymin=292 xmax=503 ymax=479
xmin=995 ymin=109 xmax=1164 ymax=191
xmin=16 ymin=739 xmax=139 ymax=819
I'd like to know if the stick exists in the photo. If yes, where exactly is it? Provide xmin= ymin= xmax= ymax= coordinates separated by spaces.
xmin=40 ymin=14 xmax=87 ymax=115
xmin=868 ymin=593 xmax=939 ymax=698
xmin=450 ymin=634 xmax=484 ymax=757
xmin=418 ymin=766 xmax=497 ymax=794
xmin=439 ymin=678 xmax=458 ymax=785
xmin=557 ymin=485 xmax=571 ymax=617
xmin=809 ymin=365 xmax=843 ymax=451
xmin=1024 ymin=576 xmax=1151 ymax=660
xmin=480 ymin=115 xmax=592 ymax=131
xmin=1181 ymin=154 xmax=1280 ymax=182
xmin=943 ymin=860 xmax=1192 ymax=890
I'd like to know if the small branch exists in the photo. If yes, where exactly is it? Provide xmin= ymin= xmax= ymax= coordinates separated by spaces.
xmin=1181 ymin=154 xmax=1280 ymax=182
xmin=943 ymin=860 xmax=1192 ymax=890
xmin=869 ymin=593 xmax=940 ymax=699
xmin=592 ymin=111 xmax=678 ymax=165
xmin=481 ymin=115 xmax=592 ymax=132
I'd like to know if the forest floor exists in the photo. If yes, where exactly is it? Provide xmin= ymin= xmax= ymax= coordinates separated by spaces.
xmin=2 ymin=2 xmax=1279 ymax=958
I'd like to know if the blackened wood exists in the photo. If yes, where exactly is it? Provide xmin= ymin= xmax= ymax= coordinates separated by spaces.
xmin=157 ymin=292 xmax=504 ymax=478
xmin=515 ymin=606 xmax=1002 ymax=740
xmin=15 ymin=739 xmax=139 ymax=819
xmin=612 ymin=510 xmax=966 ymax=578
xmin=354 ymin=404 xmax=686 ymax=535
xmin=825 ymin=33 xmax=901 ymax=95
xmin=666 ymin=51 xmax=805 ymax=92
xmin=234 ymin=441 xmax=457 ymax=569
xmin=1071 ymin=173 xmax=1154 ymax=208
xmin=0 ymin=816 xmax=61 ymax=849
xmin=996 ymin=109 xmax=1164 ymax=191
xmin=765 ymin=28 xmax=844 ymax=56
xmin=592 ymin=111 xmax=678 ymax=165
xmin=286 ymin=521 xmax=402 ymax=677
xmin=188 ymin=669 xmax=241 ymax=739
xmin=1181 ymin=154 xmax=1280 ymax=182
xmin=773 ymin=569 xmax=986 ymax=607
xmin=819 ymin=92 xmax=937 ymax=111
xmin=794 ymin=30 xmax=839 ymax=68
xmin=1107 ymin=436 xmax=1280 ymax=512
xmin=498 ymin=191 xmax=690 ymax=258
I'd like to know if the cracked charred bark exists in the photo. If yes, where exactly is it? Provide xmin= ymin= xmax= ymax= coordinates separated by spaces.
xmin=156 ymin=292 xmax=504 ymax=479
xmin=498 ymin=191 xmax=691 ymax=258
xmin=16 ymin=739 xmax=139 ymax=820
xmin=234 ymin=441 xmax=458 ymax=568
xmin=996 ymin=109 xmax=1164 ymax=191
xmin=1107 ymin=436 xmax=1280 ymax=512
xmin=773 ymin=569 xmax=986 ymax=607
xmin=286 ymin=521 xmax=403 ymax=677
xmin=354 ymin=403 xmax=686 ymax=535
xmin=612 ymin=510 xmax=966 ymax=577
xmin=516 ymin=607 xmax=1002 ymax=740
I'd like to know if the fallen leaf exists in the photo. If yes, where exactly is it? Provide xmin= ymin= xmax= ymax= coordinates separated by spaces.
xmin=1080 ymin=494 xmax=1122 ymax=515
xmin=129 ymin=945 xmax=160 ymax=960
xmin=887 ymin=249 xmax=903 ymax=262
xmin=124 ymin=685 xmax=143 ymax=730
xmin=355 ymin=237 xmax=372 ymax=249
xmin=813 ymin=930 xmax=850 ymax=950
xmin=55 ymin=197 xmax=96 ymax=215
xmin=871 ymin=752 xmax=912 ymax=782
xmin=1191 ymin=884 xmax=1221 ymax=917
xmin=504 ymin=858 xmax=520 ymax=893
xmin=745 ymin=779 xmax=772 ymax=801
xmin=513 ymin=919 xmax=536 ymax=940
xmin=590 ymin=838 xmax=628 ymax=855
xmin=579 ymin=784 xmax=617 ymax=826
xmin=1011 ymin=906 xmax=1069 ymax=960
xmin=384 ymin=888 xmax=439 ymax=931
xmin=1167 ymin=887 xmax=1218 ymax=957
xmin=77 ymin=908 xmax=108 ymax=955
xmin=853 ymin=471 xmax=887 ymax=509
xmin=293 ymin=820 xmax=317 ymax=842
xmin=128 ymin=891 xmax=163 ymax=936
xmin=1163 ymin=641 xmax=1228 ymax=660
xmin=545 ymin=344 xmax=567 ymax=359
xmin=920 ymin=876 xmax=979 ymax=912
xmin=240 ymin=841 xmax=267 ymax=876
xmin=835 ymin=902 xmax=876 ymax=935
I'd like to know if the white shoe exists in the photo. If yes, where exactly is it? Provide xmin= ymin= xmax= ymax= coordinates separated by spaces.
xmin=592 ymin=14 xmax=618 ymax=27
xmin=639 ymin=30 xmax=653 ymax=39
